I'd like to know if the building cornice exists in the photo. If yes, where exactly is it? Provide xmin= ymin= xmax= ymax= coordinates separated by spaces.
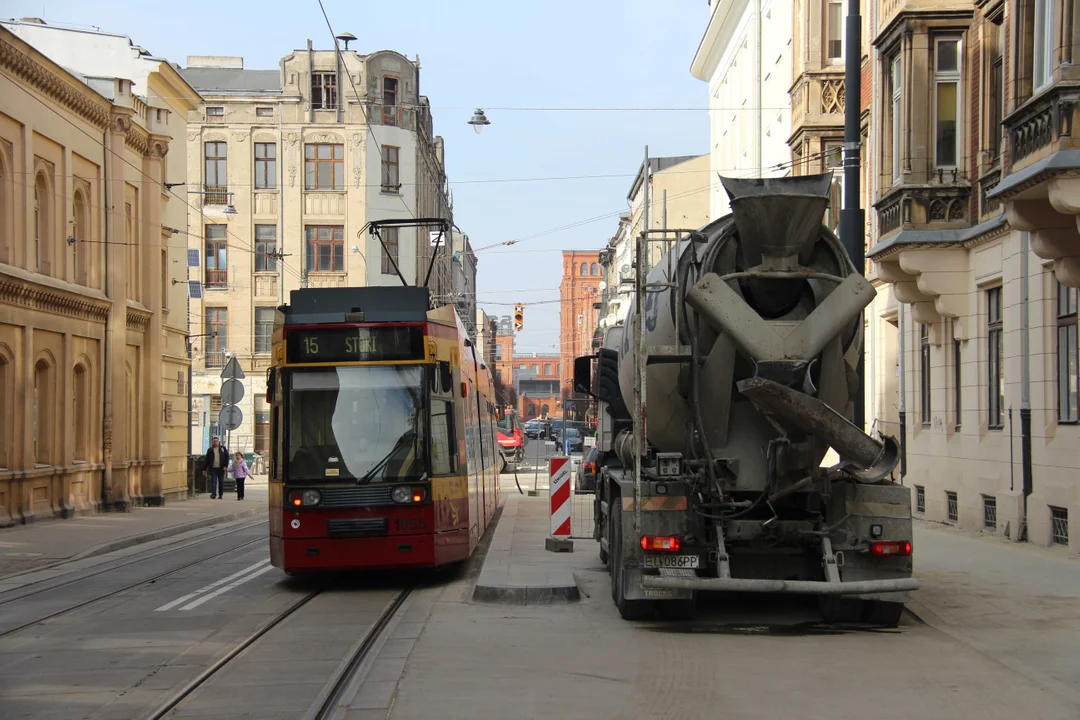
xmin=0 ymin=270 xmax=111 ymax=323
xmin=0 ymin=29 xmax=111 ymax=129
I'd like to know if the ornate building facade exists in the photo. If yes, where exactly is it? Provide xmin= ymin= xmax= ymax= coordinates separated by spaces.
xmin=0 ymin=24 xmax=197 ymax=523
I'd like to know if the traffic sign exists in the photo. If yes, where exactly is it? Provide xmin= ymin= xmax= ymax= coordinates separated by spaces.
xmin=219 ymin=405 xmax=243 ymax=432
xmin=513 ymin=304 xmax=524 ymax=332
xmin=220 ymin=378 xmax=245 ymax=405
xmin=220 ymin=356 xmax=246 ymax=380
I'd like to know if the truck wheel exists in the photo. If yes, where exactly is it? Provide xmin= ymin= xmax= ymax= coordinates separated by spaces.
xmin=818 ymin=596 xmax=861 ymax=624
xmin=661 ymin=598 xmax=696 ymax=621
xmin=862 ymin=600 xmax=904 ymax=626
xmin=819 ymin=597 xmax=904 ymax=627
xmin=611 ymin=503 xmax=655 ymax=621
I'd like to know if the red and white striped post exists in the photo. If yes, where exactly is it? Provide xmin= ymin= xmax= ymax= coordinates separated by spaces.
xmin=546 ymin=456 xmax=573 ymax=551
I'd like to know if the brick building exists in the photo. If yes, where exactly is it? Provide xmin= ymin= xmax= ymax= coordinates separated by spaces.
xmin=560 ymin=250 xmax=602 ymax=418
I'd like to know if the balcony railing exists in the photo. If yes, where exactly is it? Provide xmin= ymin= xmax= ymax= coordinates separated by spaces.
xmin=203 ymin=185 xmax=229 ymax=206
xmin=979 ymin=168 xmax=1002 ymax=217
xmin=205 ymin=269 xmax=228 ymax=288
xmin=1007 ymin=89 xmax=1076 ymax=169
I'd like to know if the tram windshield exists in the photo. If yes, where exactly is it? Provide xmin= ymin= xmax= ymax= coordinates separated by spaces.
xmin=286 ymin=365 xmax=425 ymax=482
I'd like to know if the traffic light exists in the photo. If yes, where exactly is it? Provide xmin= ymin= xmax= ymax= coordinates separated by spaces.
xmin=513 ymin=304 xmax=524 ymax=332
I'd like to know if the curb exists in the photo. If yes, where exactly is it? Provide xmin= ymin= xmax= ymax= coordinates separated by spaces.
xmin=472 ymin=576 xmax=582 ymax=605
xmin=68 ymin=506 xmax=265 ymax=563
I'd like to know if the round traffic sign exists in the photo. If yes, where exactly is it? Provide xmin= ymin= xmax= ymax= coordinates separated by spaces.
xmin=219 ymin=405 xmax=243 ymax=432
xmin=221 ymin=378 xmax=245 ymax=405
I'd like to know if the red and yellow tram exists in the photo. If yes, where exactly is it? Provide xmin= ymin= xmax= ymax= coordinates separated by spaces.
xmin=266 ymin=286 xmax=500 ymax=573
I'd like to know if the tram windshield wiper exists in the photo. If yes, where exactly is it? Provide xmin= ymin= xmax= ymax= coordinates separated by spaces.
xmin=355 ymin=430 xmax=416 ymax=485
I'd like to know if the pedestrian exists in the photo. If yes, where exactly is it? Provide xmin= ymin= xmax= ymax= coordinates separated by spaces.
xmin=230 ymin=451 xmax=250 ymax=501
xmin=204 ymin=436 xmax=229 ymax=499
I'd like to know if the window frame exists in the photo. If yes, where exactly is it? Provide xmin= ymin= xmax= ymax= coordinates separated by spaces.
xmin=304 ymin=225 xmax=345 ymax=273
xmin=933 ymin=36 xmax=963 ymax=170
xmin=304 ymin=143 xmax=344 ymax=191
xmin=381 ymin=145 xmax=400 ymax=192
xmin=204 ymin=141 xmax=227 ymax=197
xmin=205 ymin=106 xmax=224 ymax=122
xmin=1057 ymin=281 xmax=1078 ymax=423
xmin=825 ymin=0 xmax=844 ymax=62
xmin=380 ymin=225 xmax=399 ymax=275
xmin=920 ymin=323 xmax=931 ymax=425
xmin=255 ymin=224 xmax=277 ymax=273
xmin=890 ymin=54 xmax=903 ymax=182
xmin=205 ymin=307 xmax=228 ymax=368
xmin=987 ymin=287 xmax=1004 ymax=429
xmin=254 ymin=307 xmax=275 ymax=354
xmin=311 ymin=72 xmax=337 ymax=110
xmin=985 ymin=13 xmax=1005 ymax=161
xmin=382 ymin=76 xmax=399 ymax=125
xmin=254 ymin=142 xmax=277 ymax=190
xmin=204 ymin=225 xmax=228 ymax=288
xmin=953 ymin=335 xmax=962 ymax=430
xmin=1033 ymin=0 xmax=1054 ymax=92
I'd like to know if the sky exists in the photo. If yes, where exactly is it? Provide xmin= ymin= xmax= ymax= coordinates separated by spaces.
xmin=2 ymin=0 xmax=711 ymax=352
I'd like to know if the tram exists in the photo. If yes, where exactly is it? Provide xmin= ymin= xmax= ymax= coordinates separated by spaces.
xmin=266 ymin=286 xmax=500 ymax=573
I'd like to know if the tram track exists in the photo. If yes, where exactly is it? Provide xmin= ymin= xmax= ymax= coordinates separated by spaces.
xmin=0 ymin=522 xmax=267 ymax=640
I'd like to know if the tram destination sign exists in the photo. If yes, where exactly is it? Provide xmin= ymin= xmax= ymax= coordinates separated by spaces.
xmin=285 ymin=325 xmax=425 ymax=364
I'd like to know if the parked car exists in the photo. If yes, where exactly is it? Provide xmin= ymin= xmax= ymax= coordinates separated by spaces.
xmin=562 ymin=428 xmax=584 ymax=454
xmin=524 ymin=418 xmax=549 ymax=439
xmin=575 ymin=446 xmax=599 ymax=493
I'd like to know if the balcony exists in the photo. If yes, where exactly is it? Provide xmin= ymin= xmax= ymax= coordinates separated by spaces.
xmin=874 ymin=180 xmax=973 ymax=239
xmin=203 ymin=185 xmax=229 ymax=206
xmin=1006 ymin=87 xmax=1077 ymax=174
xmin=205 ymin=269 xmax=228 ymax=288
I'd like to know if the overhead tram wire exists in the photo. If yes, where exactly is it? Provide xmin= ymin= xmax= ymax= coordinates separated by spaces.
xmin=7 ymin=81 xmax=307 ymax=286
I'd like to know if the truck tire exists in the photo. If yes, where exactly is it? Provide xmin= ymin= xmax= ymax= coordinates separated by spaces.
xmin=819 ymin=596 xmax=905 ymax=627
xmin=862 ymin=600 xmax=904 ymax=626
xmin=611 ymin=503 xmax=655 ymax=621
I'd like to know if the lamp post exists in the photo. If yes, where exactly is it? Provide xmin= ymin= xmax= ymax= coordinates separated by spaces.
xmin=467 ymin=108 xmax=491 ymax=134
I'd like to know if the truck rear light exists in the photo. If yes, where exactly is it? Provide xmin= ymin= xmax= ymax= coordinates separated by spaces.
xmin=869 ymin=540 xmax=911 ymax=557
xmin=641 ymin=536 xmax=680 ymax=552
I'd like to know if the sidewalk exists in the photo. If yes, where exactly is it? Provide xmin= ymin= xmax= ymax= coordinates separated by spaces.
xmin=0 ymin=481 xmax=267 ymax=581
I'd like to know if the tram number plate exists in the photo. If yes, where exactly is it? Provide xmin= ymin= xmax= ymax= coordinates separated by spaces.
xmin=643 ymin=554 xmax=699 ymax=569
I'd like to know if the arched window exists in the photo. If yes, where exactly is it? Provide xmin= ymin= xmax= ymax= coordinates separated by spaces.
xmin=34 ymin=358 xmax=53 ymax=465
xmin=591 ymin=263 xmax=599 ymax=276
xmin=0 ymin=350 xmax=11 ymax=469
xmin=527 ymin=404 xmax=536 ymax=417
xmin=73 ymin=363 xmax=89 ymax=462
xmin=0 ymin=151 xmax=11 ymax=264
xmin=580 ymin=262 xmax=587 ymax=276
xmin=73 ymin=190 xmax=88 ymax=285
xmin=34 ymin=172 xmax=50 ymax=273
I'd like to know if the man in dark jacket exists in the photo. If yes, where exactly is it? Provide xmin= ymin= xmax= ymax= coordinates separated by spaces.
xmin=204 ymin=436 xmax=229 ymax=499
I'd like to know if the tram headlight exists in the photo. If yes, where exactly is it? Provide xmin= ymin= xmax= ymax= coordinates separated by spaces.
xmin=301 ymin=489 xmax=321 ymax=506
xmin=410 ymin=487 xmax=427 ymax=503
xmin=392 ymin=485 xmax=412 ymax=504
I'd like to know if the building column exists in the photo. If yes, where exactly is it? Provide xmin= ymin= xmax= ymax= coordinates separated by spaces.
xmin=103 ymin=112 xmax=133 ymax=511
xmin=141 ymin=140 xmax=168 ymax=505
xmin=18 ymin=318 xmax=35 ymax=524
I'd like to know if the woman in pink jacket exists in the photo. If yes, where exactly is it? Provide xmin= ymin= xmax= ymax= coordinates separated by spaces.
xmin=230 ymin=452 xmax=250 ymax=500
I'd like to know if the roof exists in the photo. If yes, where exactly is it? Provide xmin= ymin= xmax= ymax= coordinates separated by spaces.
xmin=986 ymin=149 xmax=1080 ymax=200
xmin=628 ymin=155 xmax=705 ymax=202
xmin=178 ymin=67 xmax=280 ymax=94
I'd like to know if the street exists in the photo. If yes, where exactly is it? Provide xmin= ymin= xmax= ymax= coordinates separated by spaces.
xmin=0 ymin=464 xmax=1077 ymax=719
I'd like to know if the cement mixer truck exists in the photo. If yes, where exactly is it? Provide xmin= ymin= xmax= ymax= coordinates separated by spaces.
xmin=574 ymin=174 xmax=918 ymax=624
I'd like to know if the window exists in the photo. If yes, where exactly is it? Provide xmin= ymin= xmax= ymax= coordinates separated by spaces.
xmin=255 ymin=396 xmax=270 ymax=458
xmin=34 ymin=172 xmax=48 ymax=272
xmin=304 ymin=144 xmax=344 ymax=190
xmin=1033 ymin=0 xmax=1054 ymax=91
xmin=946 ymin=491 xmax=959 ymax=522
xmin=1051 ymin=506 xmax=1069 ymax=545
xmin=581 ymin=263 xmax=587 ymax=276
xmin=934 ymin=38 xmax=961 ymax=168
xmin=33 ymin=359 xmax=52 ymax=465
xmin=986 ymin=16 xmax=1004 ymax=159
xmin=382 ymin=76 xmax=398 ymax=125
xmin=381 ymin=146 xmax=400 ymax=192
xmin=824 ymin=141 xmax=843 ymax=169
xmin=988 ymin=287 xmax=1004 ymax=428
xmin=1057 ymin=282 xmax=1078 ymax=422
xmin=0 ymin=354 xmax=10 ymax=468
xmin=544 ymin=363 xmax=552 ymax=375
xmin=983 ymin=495 xmax=997 ymax=531
xmin=826 ymin=0 xmax=844 ymax=60
xmin=204 ymin=142 xmax=227 ymax=204
xmin=205 ymin=308 xmax=228 ymax=368
xmin=206 ymin=106 xmax=224 ymax=122
xmin=255 ymin=225 xmax=277 ymax=272
xmin=256 ymin=106 xmax=274 ymax=118
xmin=73 ymin=363 xmax=88 ymax=462
xmin=915 ymin=485 xmax=925 ymax=513
xmin=311 ymin=72 xmax=337 ymax=110
xmin=919 ymin=324 xmax=931 ymax=424
xmin=430 ymin=399 xmax=455 ymax=475
xmin=532 ymin=364 xmax=539 ymax=373
xmin=73 ymin=190 xmax=88 ymax=285
xmin=161 ymin=248 xmax=168 ymax=309
xmin=205 ymin=225 xmax=227 ymax=287
xmin=890 ymin=55 xmax=902 ymax=181
xmin=254 ymin=143 xmax=276 ymax=189
xmin=380 ymin=226 xmax=399 ymax=275
xmin=305 ymin=225 xmax=344 ymax=272
xmin=953 ymin=336 xmax=962 ymax=429
xmin=591 ymin=263 xmax=599 ymax=276
xmin=255 ymin=307 xmax=275 ymax=354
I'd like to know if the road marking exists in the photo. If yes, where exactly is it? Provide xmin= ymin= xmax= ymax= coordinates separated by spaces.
xmin=178 ymin=565 xmax=275 ymax=610
xmin=155 ymin=559 xmax=270 ymax=612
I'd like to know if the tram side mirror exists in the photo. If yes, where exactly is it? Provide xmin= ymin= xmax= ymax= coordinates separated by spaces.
xmin=573 ymin=356 xmax=594 ymax=397
xmin=266 ymin=367 xmax=275 ymax=402
xmin=439 ymin=361 xmax=452 ymax=394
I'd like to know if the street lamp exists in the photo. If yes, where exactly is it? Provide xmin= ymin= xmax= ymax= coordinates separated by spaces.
xmin=467 ymin=108 xmax=490 ymax=134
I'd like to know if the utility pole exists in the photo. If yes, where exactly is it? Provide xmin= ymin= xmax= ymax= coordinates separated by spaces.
xmin=840 ymin=0 xmax=865 ymax=432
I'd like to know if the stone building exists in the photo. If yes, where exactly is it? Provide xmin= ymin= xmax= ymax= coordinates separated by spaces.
xmin=862 ymin=0 xmax=1079 ymax=551
xmin=178 ymin=40 xmax=453 ymax=457
xmin=0 ymin=24 xmax=198 ymax=522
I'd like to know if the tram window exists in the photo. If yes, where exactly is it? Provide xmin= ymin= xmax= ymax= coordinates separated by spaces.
xmin=430 ymin=399 xmax=455 ymax=475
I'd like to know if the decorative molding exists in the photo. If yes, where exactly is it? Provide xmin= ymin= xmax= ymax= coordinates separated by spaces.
xmin=0 ymin=36 xmax=111 ymax=128
xmin=149 ymin=136 xmax=170 ymax=159
xmin=821 ymin=78 xmax=845 ymax=115
xmin=0 ymin=275 xmax=110 ymax=323
xmin=125 ymin=123 xmax=150 ymax=156
xmin=306 ymin=132 xmax=343 ymax=144
xmin=289 ymin=164 xmax=297 ymax=187
xmin=353 ymin=165 xmax=362 ymax=188
xmin=285 ymin=132 xmax=299 ymax=148
xmin=187 ymin=131 xmax=200 ymax=142
xmin=126 ymin=307 xmax=151 ymax=332
xmin=350 ymin=132 xmax=362 ymax=152
xmin=253 ymin=131 xmax=277 ymax=143
xmin=231 ymin=130 xmax=250 ymax=143
xmin=203 ymin=132 xmax=226 ymax=143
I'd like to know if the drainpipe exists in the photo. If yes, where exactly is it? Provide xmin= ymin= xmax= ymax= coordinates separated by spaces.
xmin=101 ymin=127 xmax=111 ymax=509
xmin=1020 ymin=231 xmax=1033 ymax=539
xmin=898 ymin=302 xmax=907 ymax=480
